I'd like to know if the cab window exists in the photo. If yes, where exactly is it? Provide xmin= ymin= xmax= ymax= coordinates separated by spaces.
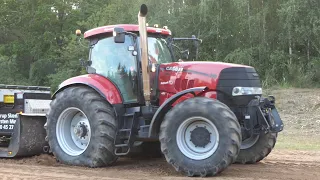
xmin=90 ymin=35 xmax=138 ymax=103
xmin=147 ymin=37 xmax=174 ymax=64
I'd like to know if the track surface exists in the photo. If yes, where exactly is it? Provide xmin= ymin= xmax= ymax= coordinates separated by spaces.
xmin=0 ymin=150 xmax=320 ymax=180
xmin=0 ymin=88 xmax=319 ymax=179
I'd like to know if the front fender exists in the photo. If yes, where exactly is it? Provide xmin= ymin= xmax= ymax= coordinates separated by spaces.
xmin=148 ymin=86 xmax=208 ymax=138
xmin=52 ymin=74 xmax=123 ymax=104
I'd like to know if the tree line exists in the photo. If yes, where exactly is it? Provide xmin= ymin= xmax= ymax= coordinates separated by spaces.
xmin=0 ymin=0 xmax=319 ymax=91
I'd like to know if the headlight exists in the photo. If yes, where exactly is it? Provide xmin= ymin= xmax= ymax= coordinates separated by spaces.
xmin=232 ymin=87 xmax=262 ymax=96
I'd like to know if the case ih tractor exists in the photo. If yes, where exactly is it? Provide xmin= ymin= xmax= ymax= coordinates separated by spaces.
xmin=3 ymin=4 xmax=283 ymax=177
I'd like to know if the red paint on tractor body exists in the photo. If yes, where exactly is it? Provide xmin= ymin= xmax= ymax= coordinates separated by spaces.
xmin=58 ymin=74 xmax=123 ymax=104
xmin=84 ymin=24 xmax=171 ymax=39
xmin=157 ymin=61 xmax=251 ymax=105
xmin=57 ymin=62 xmax=250 ymax=106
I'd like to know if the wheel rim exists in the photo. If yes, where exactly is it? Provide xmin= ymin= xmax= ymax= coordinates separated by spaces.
xmin=240 ymin=135 xmax=259 ymax=149
xmin=176 ymin=116 xmax=219 ymax=160
xmin=56 ymin=107 xmax=91 ymax=156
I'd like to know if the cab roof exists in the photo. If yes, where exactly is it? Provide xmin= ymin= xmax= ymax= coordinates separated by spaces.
xmin=84 ymin=24 xmax=172 ymax=39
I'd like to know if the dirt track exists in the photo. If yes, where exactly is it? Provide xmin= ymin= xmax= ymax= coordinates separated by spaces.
xmin=0 ymin=88 xmax=319 ymax=179
xmin=1 ymin=150 xmax=320 ymax=180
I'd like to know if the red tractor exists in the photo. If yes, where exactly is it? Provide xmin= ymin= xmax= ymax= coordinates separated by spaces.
xmin=43 ymin=4 xmax=283 ymax=177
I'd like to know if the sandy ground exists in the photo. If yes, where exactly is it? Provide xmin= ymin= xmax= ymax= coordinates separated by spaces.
xmin=0 ymin=88 xmax=319 ymax=180
xmin=1 ymin=150 xmax=320 ymax=180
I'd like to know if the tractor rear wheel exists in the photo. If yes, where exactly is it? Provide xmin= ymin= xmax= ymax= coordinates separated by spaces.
xmin=235 ymin=132 xmax=277 ymax=164
xmin=159 ymin=97 xmax=241 ymax=177
xmin=46 ymin=86 xmax=118 ymax=167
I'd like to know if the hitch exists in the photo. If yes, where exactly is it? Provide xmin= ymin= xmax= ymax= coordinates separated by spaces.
xmin=259 ymin=96 xmax=284 ymax=133
xmin=245 ymin=96 xmax=284 ymax=135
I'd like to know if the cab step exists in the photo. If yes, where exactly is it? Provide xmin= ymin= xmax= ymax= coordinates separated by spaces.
xmin=114 ymin=112 xmax=138 ymax=156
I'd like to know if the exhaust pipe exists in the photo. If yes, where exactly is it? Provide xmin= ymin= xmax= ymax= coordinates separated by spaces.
xmin=138 ymin=4 xmax=151 ymax=106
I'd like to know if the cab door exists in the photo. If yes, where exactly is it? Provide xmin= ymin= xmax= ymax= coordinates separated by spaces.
xmin=89 ymin=35 xmax=139 ymax=104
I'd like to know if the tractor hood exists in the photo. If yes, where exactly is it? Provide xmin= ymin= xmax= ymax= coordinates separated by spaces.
xmin=158 ymin=61 xmax=261 ymax=94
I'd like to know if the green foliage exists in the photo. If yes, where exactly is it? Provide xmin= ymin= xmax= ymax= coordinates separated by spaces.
xmin=224 ymin=48 xmax=254 ymax=66
xmin=0 ymin=0 xmax=319 ymax=89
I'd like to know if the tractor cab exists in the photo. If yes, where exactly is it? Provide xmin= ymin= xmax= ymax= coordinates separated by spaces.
xmin=79 ymin=23 xmax=203 ymax=105
xmin=80 ymin=24 xmax=176 ymax=104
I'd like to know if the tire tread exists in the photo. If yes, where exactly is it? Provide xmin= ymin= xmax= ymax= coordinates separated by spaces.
xmin=235 ymin=132 xmax=277 ymax=164
xmin=159 ymin=97 xmax=241 ymax=177
xmin=46 ymin=86 xmax=118 ymax=167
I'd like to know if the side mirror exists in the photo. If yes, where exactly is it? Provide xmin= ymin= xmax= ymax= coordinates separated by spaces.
xmin=191 ymin=35 xmax=202 ymax=61
xmin=181 ymin=49 xmax=189 ymax=59
xmin=191 ymin=35 xmax=202 ymax=48
xmin=113 ymin=27 xmax=125 ymax=43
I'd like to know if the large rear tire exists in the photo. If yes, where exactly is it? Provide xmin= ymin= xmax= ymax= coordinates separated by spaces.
xmin=46 ymin=86 xmax=118 ymax=167
xmin=159 ymin=97 xmax=241 ymax=177
xmin=235 ymin=132 xmax=277 ymax=164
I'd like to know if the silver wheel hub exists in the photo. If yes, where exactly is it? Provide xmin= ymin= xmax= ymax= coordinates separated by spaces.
xmin=176 ymin=117 xmax=219 ymax=160
xmin=56 ymin=107 xmax=91 ymax=156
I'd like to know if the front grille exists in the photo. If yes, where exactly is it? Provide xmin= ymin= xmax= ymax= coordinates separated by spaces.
xmin=216 ymin=67 xmax=261 ymax=107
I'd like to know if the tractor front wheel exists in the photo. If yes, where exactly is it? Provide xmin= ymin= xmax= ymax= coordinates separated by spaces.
xmin=159 ymin=97 xmax=241 ymax=177
xmin=46 ymin=86 xmax=118 ymax=167
xmin=235 ymin=132 xmax=277 ymax=164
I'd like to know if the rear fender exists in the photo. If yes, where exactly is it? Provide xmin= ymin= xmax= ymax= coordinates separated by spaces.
xmin=52 ymin=74 xmax=123 ymax=104
xmin=148 ymin=86 xmax=208 ymax=138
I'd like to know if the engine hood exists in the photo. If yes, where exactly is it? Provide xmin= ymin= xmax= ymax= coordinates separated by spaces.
xmin=172 ymin=61 xmax=252 ymax=76
xmin=158 ymin=61 xmax=254 ymax=93
xmin=172 ymin=61 xmax=252 ymax=69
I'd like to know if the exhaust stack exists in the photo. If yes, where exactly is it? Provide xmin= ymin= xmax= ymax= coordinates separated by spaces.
xmin=138 ymin=4 xmax=151 ymax=105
